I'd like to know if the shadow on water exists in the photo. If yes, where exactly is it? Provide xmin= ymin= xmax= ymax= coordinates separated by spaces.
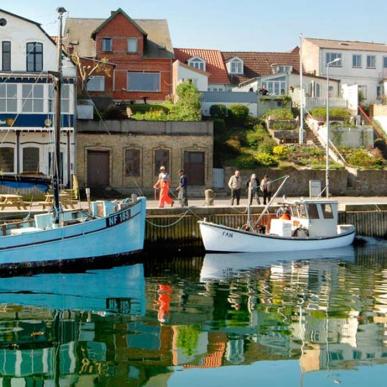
xmin=0 ymin=239 xmax=385 ymax=385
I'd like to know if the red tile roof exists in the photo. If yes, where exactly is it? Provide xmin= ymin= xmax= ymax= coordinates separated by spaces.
xmin=222 ymin=48 xmax=300 ymax=85
xmin=174 ymin=48 xmax=230 ymax=85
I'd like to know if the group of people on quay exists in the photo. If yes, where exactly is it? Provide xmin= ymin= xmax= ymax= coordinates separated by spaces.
xmin=228 ymin=170 xmax=272 ymax=206
xmin=153 ymin=166 xmax=188 ymax=208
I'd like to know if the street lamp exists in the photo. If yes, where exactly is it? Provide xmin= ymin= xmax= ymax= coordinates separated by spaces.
xmin=325 ymin=57 xmax=341 ymax=198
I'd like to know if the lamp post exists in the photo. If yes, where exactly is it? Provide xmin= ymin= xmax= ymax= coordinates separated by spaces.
xmin=299 ymin=33 xmax=304 ymax=144
xmin=325 ymin=57 xmax=341 ymax=198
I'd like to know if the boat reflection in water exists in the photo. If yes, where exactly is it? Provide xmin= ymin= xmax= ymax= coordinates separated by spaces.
xmin=0 ymin=244 xmax=386 ymax=386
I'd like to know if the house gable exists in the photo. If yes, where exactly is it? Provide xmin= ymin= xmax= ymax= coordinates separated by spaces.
xmin=92 ymin=9 xmax=146 ymax=57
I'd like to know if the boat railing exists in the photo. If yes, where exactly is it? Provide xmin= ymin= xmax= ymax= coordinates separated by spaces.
xmin=252 ymin=175 xmax=290 ymax=230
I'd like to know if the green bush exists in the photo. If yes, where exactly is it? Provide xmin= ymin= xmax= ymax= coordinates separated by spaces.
xmin=129 ymin=103 xmax=169 ymax=114
xmin=262 ymin=108 xmax=294 ymax=120
xmin=227 ymin=104 xmax=249 ymax=125
xmin=345 ymin=148 xmax=384 ymax=168
xmin=309 ymin=107 xmax=351 ymax=122
xmin=210 ymin=104 xmax=228 ymax=119
xmin=273 ymin=145 xmax=289 ymax=160
xmin=233 ymin=154 xmax=258 ymax=169
xmin=253 ymin=152 xmax=279 ymax=167
xmin=257 ymin=137 xmax=276 ymax=154
xmin=225 ymin=136 xmax=242 ymax=153
xmin=132 ymin=110 xmax=169 ymax=121
xmin=246 ymin=124 xmax=269 ymax=147
xmin=170 ymin=82 xmax=202 ymax=121
xmin=270 ymin=121 xmax=297 ymax=130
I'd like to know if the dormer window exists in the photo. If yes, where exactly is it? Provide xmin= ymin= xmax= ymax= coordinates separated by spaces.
xmin=228 ymin=57 xmax=244 ymax=75
xmin=272 ymin=65 xmax=292 ymax=74
xmin=188 ymin=57 xmax=206 ymax=71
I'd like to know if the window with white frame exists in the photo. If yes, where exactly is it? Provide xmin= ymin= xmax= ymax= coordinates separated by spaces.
xmin=326 ymin=52 xmax=342 ymax=66
xmin=188 ymin=57 xmax=206 ymax=71
xmin=87 ymin=76 xmax=105 ymax=92
xmin=367 ymin=55 xmax=376 ymax=68
xmin=49 ymin=84 xmax=71 ymax=114
xmin=2 ymin=41 xmax=11 ymax=71
xmin=352 ymin=54 xmax=362 ymax=68
xmin=22 ymin=84 xmax=44 ymax=113
xmin=26 ymin=42 xmax=43 ymax=72
xmin=127 ymin=72 xmax=160 ymax=92
xmin=102 ymin=38 xmax=112 ymax=52
xmin=229 ymin=58 xmax=243 ymax=74
xmin=383 ymin=57 xmax=387 ymax=68
xmin=0 ymin=83 xmax=17 ymax=113
xmin=0 ymin=147 xmax=14 ymax=173
xmin=262 ymin=77 xmax=287 ymax=95
xmin=127 ymin=38 xmax=138 ymax=53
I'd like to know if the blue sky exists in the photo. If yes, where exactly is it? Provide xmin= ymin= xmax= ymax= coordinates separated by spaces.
xmin=1 ymin=0 xmax=387 ymax=51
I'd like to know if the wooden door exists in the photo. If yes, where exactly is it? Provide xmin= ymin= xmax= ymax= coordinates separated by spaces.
xmin=184 ymin=151 xmax=205 ymax=185
xmin=87 ymin=150 xmax=110 ymax=187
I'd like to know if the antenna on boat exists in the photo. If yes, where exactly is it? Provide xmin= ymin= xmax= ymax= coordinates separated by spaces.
xmin=52 ymin=7 xmax=66 ymax=224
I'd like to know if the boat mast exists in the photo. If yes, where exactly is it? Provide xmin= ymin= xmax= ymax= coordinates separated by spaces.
xmin=53 ymin=7 xmax=66 ymax=223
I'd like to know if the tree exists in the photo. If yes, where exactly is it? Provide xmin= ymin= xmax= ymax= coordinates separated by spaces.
xmin=171 ymin=81 xmax=201 ymax=121
xmin=71 ymin=53 xmax=112 ymax=95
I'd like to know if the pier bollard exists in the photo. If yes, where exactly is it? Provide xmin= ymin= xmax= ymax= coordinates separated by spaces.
xmin=204 ymin=189 xmax=214 ymax=206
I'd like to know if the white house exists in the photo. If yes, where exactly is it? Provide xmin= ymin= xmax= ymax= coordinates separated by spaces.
xmin=172 ymin=60 xmax=209 ymax=94
xmin=0 ymin=9 xmax=76 ymax=186
xmin=174 ymin=48 xmax=231 ymax=91
xmin=302 ymin=37 xmax=387 ymax=104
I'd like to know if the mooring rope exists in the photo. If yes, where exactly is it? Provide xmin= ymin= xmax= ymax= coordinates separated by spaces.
xmin=146 ymin=209 xmax=192 ymax=228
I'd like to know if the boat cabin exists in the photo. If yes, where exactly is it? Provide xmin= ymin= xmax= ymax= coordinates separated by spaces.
xmin=270 ymin=200 xmax=339 ymax=238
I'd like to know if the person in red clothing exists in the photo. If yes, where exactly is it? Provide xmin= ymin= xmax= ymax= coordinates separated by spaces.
xmin=153 ymin=166 xmax=174 ymax=208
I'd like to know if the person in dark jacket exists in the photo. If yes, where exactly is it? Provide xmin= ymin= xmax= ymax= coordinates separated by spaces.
xmin=176 ymin=169 xmax=188 ymax=207
xmin=246 ymin=173 xmax=261 ymax=205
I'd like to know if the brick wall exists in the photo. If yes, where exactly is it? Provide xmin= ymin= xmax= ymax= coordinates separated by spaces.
xmin=93 ymin=13 xmax=173 ymax=101
xmin=76 ymin=121 xmax=213 ymax=192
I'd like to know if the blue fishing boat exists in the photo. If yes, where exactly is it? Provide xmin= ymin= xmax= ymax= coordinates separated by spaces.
xmin=0 ymin=174 xmax=51 ymax=192
xmin=0 ymin=8 xmax=146 ymax=268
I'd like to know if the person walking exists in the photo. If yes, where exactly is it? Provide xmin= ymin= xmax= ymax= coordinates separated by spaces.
xmin=260 ymin=175 xmax=272 ymax=205
xmin=228 ymin=170 xmax=242 ymax=205
xmin=246 ymin=173 xmax=260 ymax=205
xmin=176 ymin=169 xmax=188 ymax=207
xmin=153 ymin=166 xmax=174 ymax=208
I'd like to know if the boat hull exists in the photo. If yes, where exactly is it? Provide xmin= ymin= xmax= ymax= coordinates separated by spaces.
xmin=198 ymin=221 xmax=355 ymax=253
xmin=0 ymin=197 xmax=146 ymax=266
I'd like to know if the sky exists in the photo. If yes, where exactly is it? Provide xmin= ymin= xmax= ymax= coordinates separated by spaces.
xmin=1 ymin=0 xmax=387 ymax=52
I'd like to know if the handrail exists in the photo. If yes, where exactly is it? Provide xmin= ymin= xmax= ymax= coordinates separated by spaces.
xmin=254 ymin=175 xmax=289 ymax=228
xmin=359 ymin=105 xmax=386 ymax=140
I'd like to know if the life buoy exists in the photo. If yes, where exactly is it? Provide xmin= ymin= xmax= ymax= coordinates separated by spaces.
xmin=292 ymin=227 xmax=309 ymax=237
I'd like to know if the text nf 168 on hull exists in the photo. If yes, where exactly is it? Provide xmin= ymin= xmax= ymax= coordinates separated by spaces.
xmin=199 ymin=199 xmax=356 ymax=253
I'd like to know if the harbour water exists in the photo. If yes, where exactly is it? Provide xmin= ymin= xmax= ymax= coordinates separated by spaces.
xmin=0 ymin=241 xmax=386 ymax=386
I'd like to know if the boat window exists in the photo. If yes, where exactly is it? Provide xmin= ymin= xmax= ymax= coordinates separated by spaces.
xmin=297 ymin=204 xmax=308 ymax=219
xmin=322 ymin=203 xmax=334 ymax=219
xmin=307 ymin=204 xmax=320 ymax=219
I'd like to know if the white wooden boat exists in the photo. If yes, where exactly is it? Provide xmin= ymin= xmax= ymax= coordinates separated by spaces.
xmin=0 ymin=9 xmax=146 ymax=268
xmin=199 ymin=199 xmax=355 ymax=253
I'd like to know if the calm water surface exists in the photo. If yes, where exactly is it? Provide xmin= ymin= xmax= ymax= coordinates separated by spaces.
xmin=0 ymin=242 xmax=386 ymax=386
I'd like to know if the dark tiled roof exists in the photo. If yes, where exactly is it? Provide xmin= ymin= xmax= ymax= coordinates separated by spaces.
xmin=222 ymin=48 xmax=300 ymax=85
xmin=65 ymin=16 xmax=173 ymax=59
xmin=174 ymin=48 xmax=230 ymax=85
